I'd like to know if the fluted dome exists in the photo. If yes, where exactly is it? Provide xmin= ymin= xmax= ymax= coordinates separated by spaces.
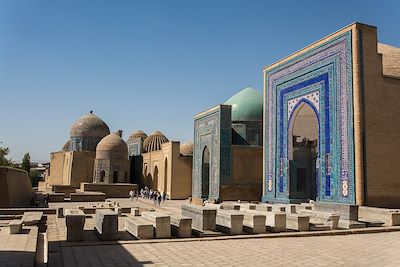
xmin=180 ymin=142 xmax=193 ymax=156
xmin=143 ymin=130 xmax=169 ymax=152
xmin=62 ymin=140 xmax=70 ymax=151
xmin=127 ymin=130 xmax=148 ymax=144
xmin=70 ymin=112 xmax=110 ymax=138
xmin=224 ymin=87 xmax=263 ymax=121
xmin=96 ymin=133 xmax=128 ymax=159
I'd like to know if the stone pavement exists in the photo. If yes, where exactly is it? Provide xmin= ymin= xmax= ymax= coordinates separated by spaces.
xmin=58 ymin=231 xmax=400 ymax=267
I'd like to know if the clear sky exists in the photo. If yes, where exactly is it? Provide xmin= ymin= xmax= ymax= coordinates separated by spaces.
xmin=1 ymin=0 xmax=399 ymax=162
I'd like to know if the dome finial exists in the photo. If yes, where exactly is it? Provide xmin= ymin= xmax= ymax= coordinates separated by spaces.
xmin=90 ymin=110 xmax=93 ymax=114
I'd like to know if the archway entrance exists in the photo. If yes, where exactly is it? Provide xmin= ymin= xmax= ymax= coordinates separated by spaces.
xmin=100 ymin=170 xmax=105 ymax=182
xmin=153 ymin=166 xmax=159 ymax=191
xmin=163 ymin=158 xmax=168 ymax=193
xmin=201 ymin=146 xmax=210 ymax=199
xmin=288 ymin=102 xmax=319 ymax=201
xmin=113 ymin=171 xmax=119 ymax=183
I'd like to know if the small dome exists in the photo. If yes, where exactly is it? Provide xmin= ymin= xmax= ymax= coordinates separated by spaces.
xmin=127 ymin=130 xmax=148 ymax=144
xmin=180 ymin=142 xmax=193 ymax=156
xmin=143 ymin=130 xmax=169 ymax=152
xmin=96 ymin=133 xmax=128 ymax=156
xmin=70 ymin=112 xmax=110 ymax=139
xmin=62 ymin=140 xmax=70 ymax=151
xmin=224 ymin=87 xmax=263 ymax=121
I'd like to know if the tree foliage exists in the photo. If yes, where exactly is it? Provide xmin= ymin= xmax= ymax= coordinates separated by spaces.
xmin=0 ymin=146 xmax=12 ymax=167
xmin=21 ymin=153 xmax=31 ymax=174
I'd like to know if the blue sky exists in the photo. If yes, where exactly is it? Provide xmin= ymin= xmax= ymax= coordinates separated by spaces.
xmin=1 ymin=0 xmax=399 ymax=162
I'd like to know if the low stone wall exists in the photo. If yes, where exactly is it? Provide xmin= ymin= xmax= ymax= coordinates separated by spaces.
xmin=52 ymin=185 xmax=77 ymax=197
xmin=48 ymin=193 xmax=65 ymax=202
xmin=80 ymin=183 xmax=138 ymax=198
xmin=70 ymin=192 xmax=106 ymax=202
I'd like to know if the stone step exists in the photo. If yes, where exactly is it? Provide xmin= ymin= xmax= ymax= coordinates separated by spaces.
xmin=338 ymin=219 xmax=366 ymax=229
xmin=359 ymin=206 xmax=400 ymax=226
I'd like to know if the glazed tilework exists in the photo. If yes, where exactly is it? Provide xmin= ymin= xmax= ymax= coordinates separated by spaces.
xmin=263 ymin=31 xmax=355 ymax=204
xmin=192 ymin=106 xmax=232 ymax=200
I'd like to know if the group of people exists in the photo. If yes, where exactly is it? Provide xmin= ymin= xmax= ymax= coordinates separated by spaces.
xmin=140 ymin=186 xmax=167 ymax=206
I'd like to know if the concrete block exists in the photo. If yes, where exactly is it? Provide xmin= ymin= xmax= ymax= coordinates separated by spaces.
xmin=171 ymin=216 xmax=192 ymax=238
xmin=220 ymin=203 xmax=240 ymax=210
xmin=141 ymin=212 xmax=171 ymax=238
xmin=314 ymin=202 xmax=358 ymax=221
xmin=181 ymin=204 xmax=217 ymax=231
xmin=131 ymin=208 xmax=140 ymax=216
xmin=298 ymin=209 xmax=340 ymax=229
xmin=125 ymin=217 xmax=153 ymax=239
xmin=9 ymin=219 xmax=22 ymax=234
xmin=216 ymin=210 xmax=244 ymax=235
xmin=65 ymin=209 xmax=85 ymax=241
xmin=22 ymin=212 xmax=43 ymax=226
xmin=358 ymin=206 xmax=400 ymax=226
xmin=95 ymin=209 xmax=118 ymax=241
xmin=255 ymin=204 xmax=273 ymax=212
xmin=265 ymin=211 xmax=286 ymax=232
xmin=286 ymin=214 xmax=309 ymax=231
xmin=242 ymin=212 xmax=266 ymax=234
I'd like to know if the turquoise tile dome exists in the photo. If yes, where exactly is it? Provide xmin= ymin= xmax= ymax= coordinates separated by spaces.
xmin=224 ymin=87 xmax=263 ymax=121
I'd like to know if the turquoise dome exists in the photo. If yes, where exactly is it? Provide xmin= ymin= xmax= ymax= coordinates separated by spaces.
xmin=224 ymin=87 xmax=263 ymax=121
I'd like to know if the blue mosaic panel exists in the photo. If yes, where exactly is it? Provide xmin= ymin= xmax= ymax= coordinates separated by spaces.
xmin=192 ymin=106 xmax=232 ymax=200
xmin=263 ymin=31 xmax=355 ymax=204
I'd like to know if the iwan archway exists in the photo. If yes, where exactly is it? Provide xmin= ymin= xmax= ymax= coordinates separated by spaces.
xmin=263 ymin=31 xmax=356 ymax=204
xmin=288 ymin=101 xmax=319 ymax=202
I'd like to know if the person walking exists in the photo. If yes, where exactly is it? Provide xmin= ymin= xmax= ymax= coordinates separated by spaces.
xmin=129 ymin=190 xmax=134 ymax=201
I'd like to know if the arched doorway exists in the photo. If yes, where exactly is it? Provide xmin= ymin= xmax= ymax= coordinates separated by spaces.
xmin=201 ymin=146 xmax=210 ymax=199
xmin=163 ymin=158 xmax=168 ymax=193
xmin=153 ymin=166 xmax=159 ymax=191
xmin=113 ymin=170 xmax=119 ymax=183
xmin=288 ymin=102 xmax=319 ymax=201
xmin=100 ymin=170 xmax=105 ymax=182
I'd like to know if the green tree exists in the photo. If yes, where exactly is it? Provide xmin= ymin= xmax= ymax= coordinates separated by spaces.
xmin=0 ymin=146 xmax=12 ymax=167
xmin=29 ymin=170 xmax=42 ymax=187
xmin=21 ymin=153 xmax=31 ymax=174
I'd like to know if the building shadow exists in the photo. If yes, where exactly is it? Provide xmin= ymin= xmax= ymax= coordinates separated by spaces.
xmin=0 ymin=251 xmax=36 ymax=266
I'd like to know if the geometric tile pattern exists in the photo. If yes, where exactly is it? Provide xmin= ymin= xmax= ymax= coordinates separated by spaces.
xmin=263 ymin=31 xmax=355 ymax=204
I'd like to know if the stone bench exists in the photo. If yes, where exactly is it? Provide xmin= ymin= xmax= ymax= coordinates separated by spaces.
xmin=22 ymin=212 xmax=43 ymax=226
xmin=65 ymin=209 xmax=85 ymax=241
xmin=48 ymin=192 xmax=65 ymax=202
xmin=171 ymin=216 xmax=192 ymax=238
xmin=358 ymin=206 xmax=400 ymax=226
xmin=182 ymin=204 xmax=217 ymax=231
xmin=141 ymin=212 xmax=171 ymax=238
xmin=9 ymin=219 xmax=23 ymax=234
xmin=219 ymin=203 xmax=240 ymax=210
xmin=95 ymin=209 xmax=118 ymax=241
xmin=125 ymin=216 xmax=153 ymax=239
xmin=242 ymin=211 xmax=266 ymax=234
xmin=314 ymin=202 xmax=358 ymax=221
xmin=298 ymin=209 xmax=340 ymax=229
xmin=216 ymin=210 xmax=244 ymax=235
xmin=249 ymin=210 xmax=286 ymax=232
xmin=227 ymin=202 xmax=257 ymax=211
xmin=286 ymin=213 xmax=310 ymax=231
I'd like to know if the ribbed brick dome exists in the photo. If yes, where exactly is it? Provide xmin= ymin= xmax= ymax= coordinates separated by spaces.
xmin=127 ymin=130 xmax=148 ymax=144
xmin=70 ymin=112 xmax=110 ymax=139
xmin=143 ymin=130 xmax=169 ymax=152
